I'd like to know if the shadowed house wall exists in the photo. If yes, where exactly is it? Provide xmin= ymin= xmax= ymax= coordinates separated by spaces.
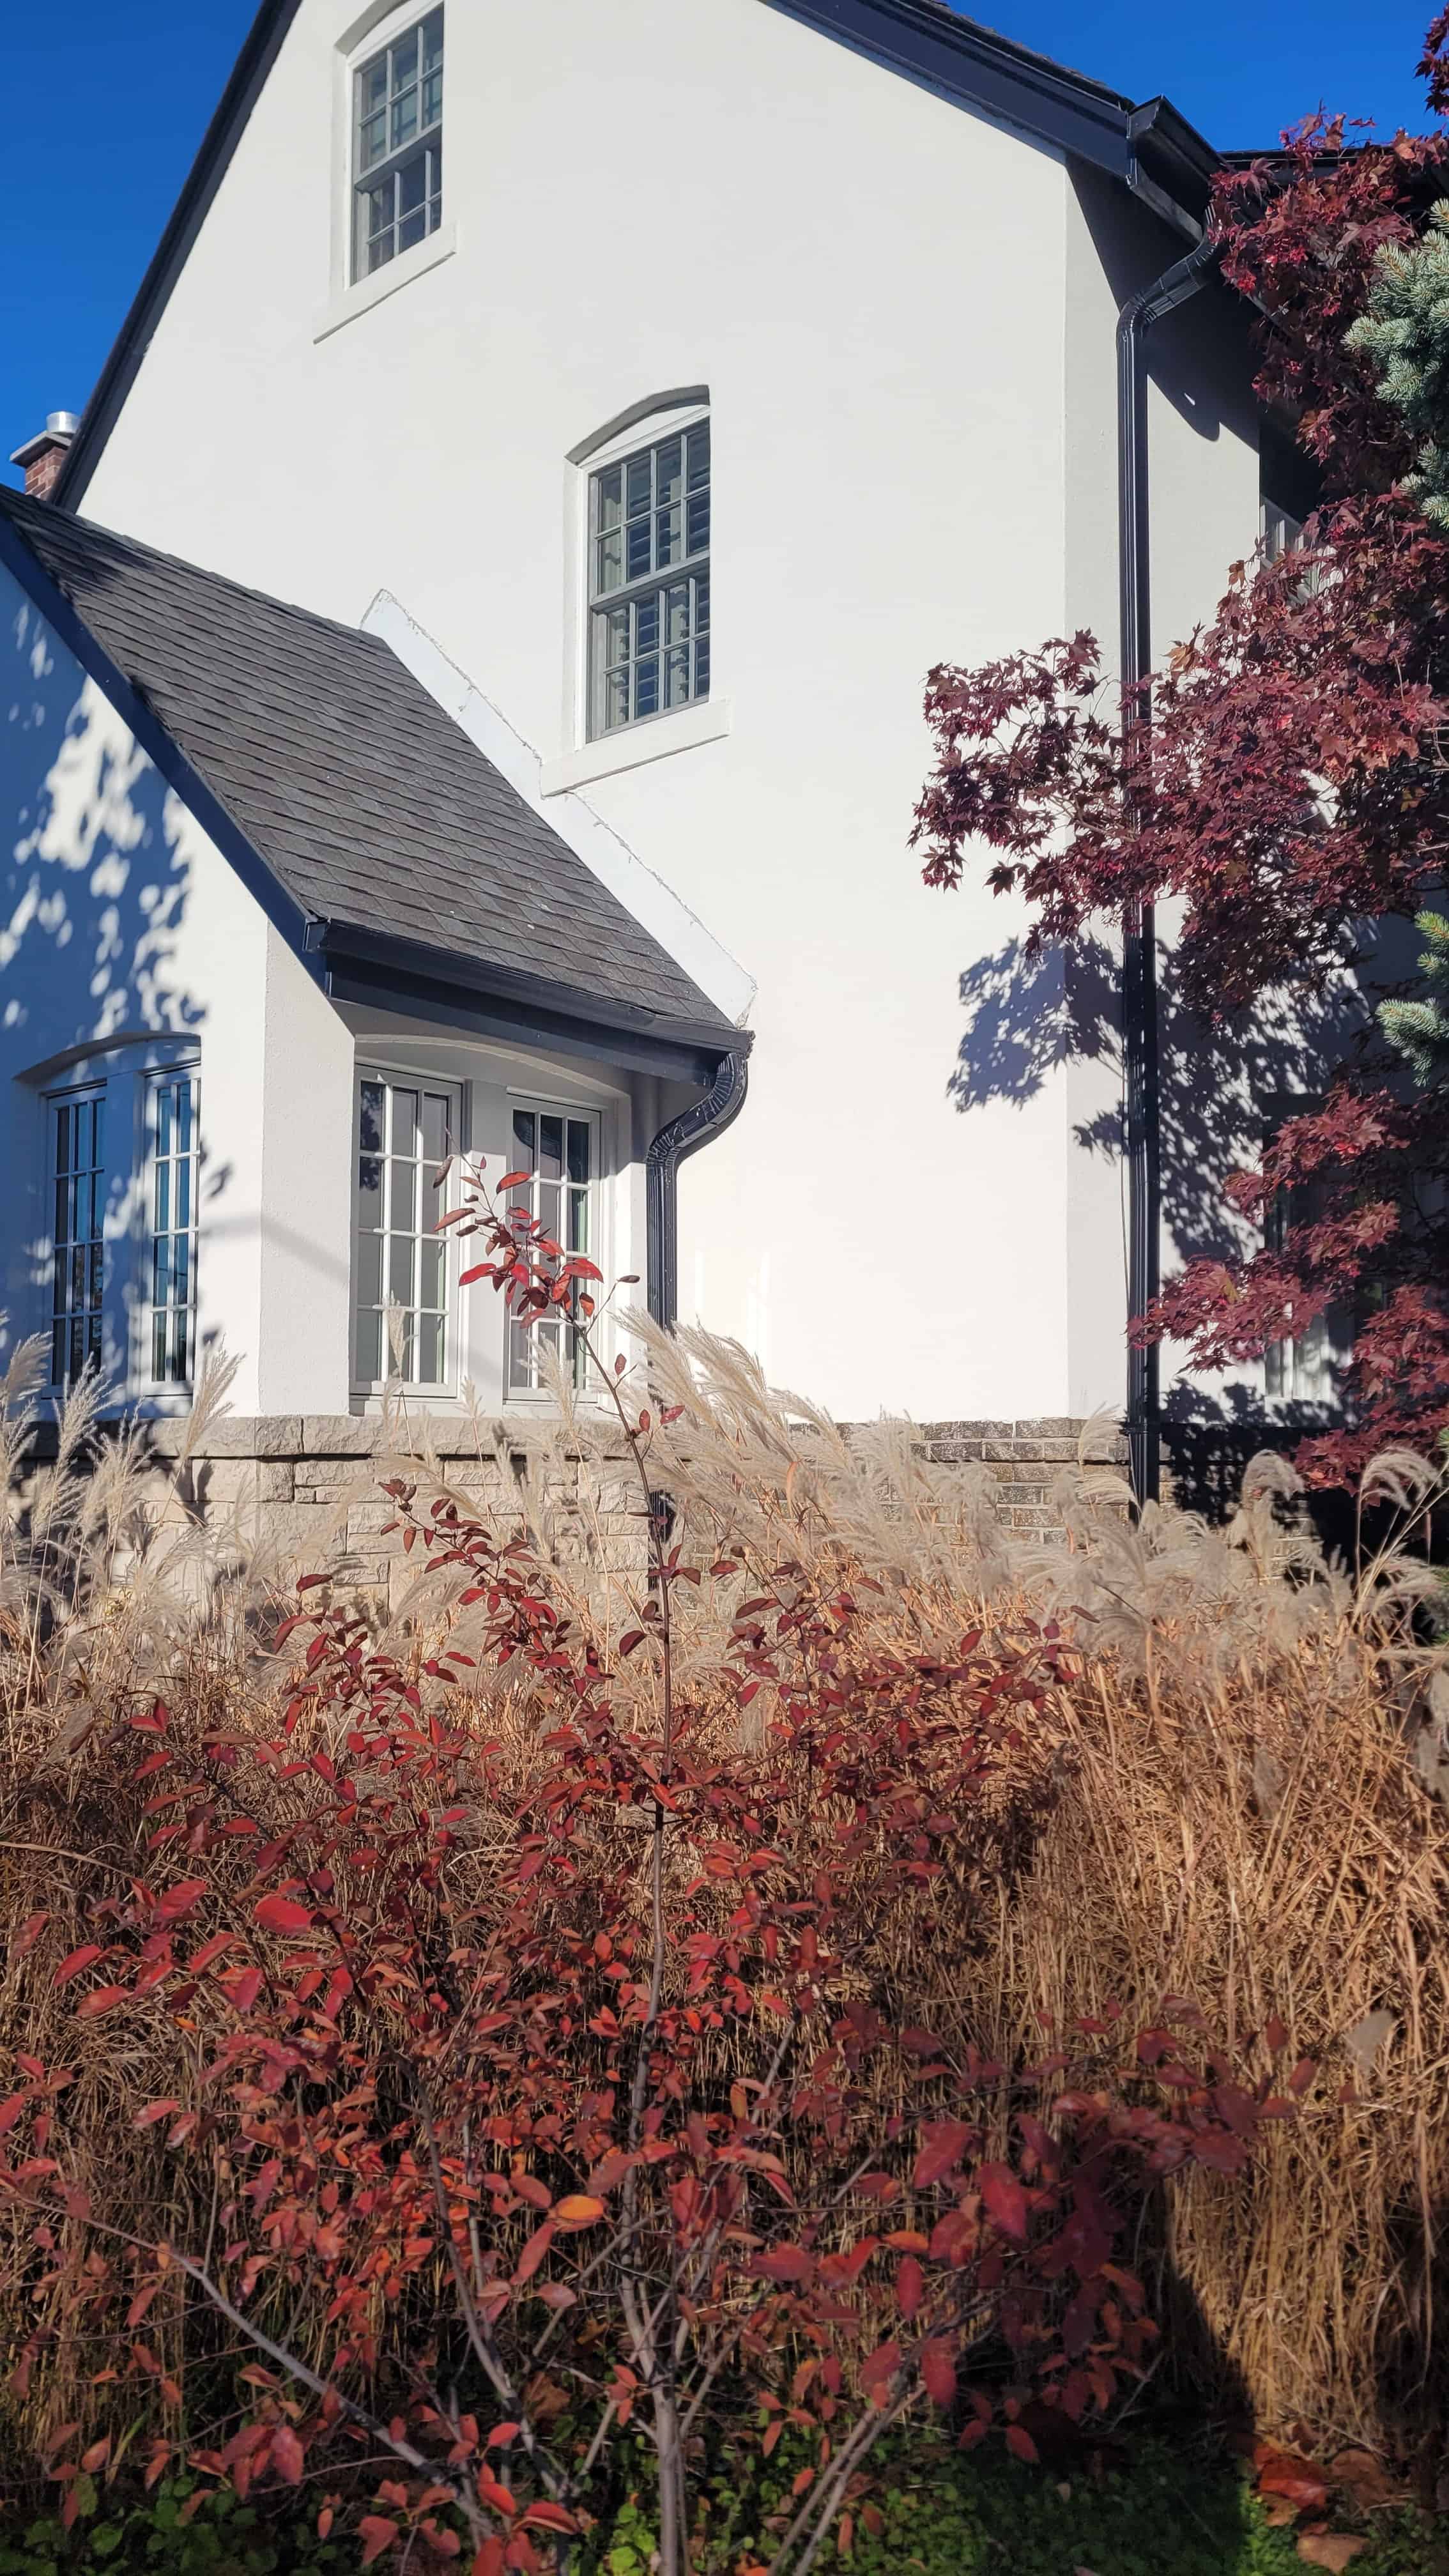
xmin=0 ymin=561 xmax=355 ymax=1415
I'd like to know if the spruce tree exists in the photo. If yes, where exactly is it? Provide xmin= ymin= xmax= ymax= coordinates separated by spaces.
xmin=1381 ymin=910 xmax=1449 ymax=1087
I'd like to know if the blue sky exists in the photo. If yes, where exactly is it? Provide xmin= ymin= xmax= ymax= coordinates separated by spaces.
xmin=1 ymin=0 xmax=1438 ymax=491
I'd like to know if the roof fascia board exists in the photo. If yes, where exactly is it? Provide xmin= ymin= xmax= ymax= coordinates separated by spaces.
xmin=319 ymin=920 xmax=750 ymax=1053
xmin=763 ymin=0 xmax=1134 ymax=177
xmin=325 ymin=955 xmax=739 ymax=1086
xmin=0 ymin=509 xmax=323 ymax=974
xmin=52 ymin=0 xmax=302 ymax=512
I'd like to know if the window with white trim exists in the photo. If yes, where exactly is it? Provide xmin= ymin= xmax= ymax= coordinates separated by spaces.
xmin=1263 ymin=1136 xmax=1353 ymax=1404
xmin=588 ymin=419 xmax=710 ymax=739
xmin=504 ymin=1103 xmax=598 ymax=1395
xmin=353 ymin=1072 xmax=458 ymax=1388
xmin=352 ymin=7 xmax=443 ymax=281
xmin=47 ymin=1086 xmax=106 ymax=1390
xmin=147 ymin=1069 xmax=199 ymax=1387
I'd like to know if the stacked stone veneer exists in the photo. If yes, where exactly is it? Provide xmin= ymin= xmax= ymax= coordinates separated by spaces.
xmin=910 ymin=1417 xmax=1131 ymax=1531
xmin=18 ymin=1413 xmax=1130 ymax=1607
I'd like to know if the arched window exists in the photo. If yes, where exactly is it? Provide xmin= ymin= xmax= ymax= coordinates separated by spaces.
xmin=585 ymin=411 xmax=710 ymax=740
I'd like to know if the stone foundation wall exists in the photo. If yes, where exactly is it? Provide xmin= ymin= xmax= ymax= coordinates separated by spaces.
xmin=912 ymin=1418 xmax=1130 ymax=1530
xmin=17 ymin=1413 xmax=1131 ymax=1610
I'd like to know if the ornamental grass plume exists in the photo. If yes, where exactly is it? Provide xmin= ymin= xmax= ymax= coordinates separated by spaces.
xmin=0 ymin=1226 xmax=1444 ymax=2555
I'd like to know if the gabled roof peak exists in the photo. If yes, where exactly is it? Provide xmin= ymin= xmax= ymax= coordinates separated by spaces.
xmin=49 ymin=0 xmax=1236 ymax=514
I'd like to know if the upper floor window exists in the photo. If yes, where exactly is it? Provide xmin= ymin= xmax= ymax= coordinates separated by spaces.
xmin=353 ymin=7 xmax=443 ymax=281
xmin=353 ymin=1071 xmax=457 ymax=1389
xmin=588 ymin=421 xmax=710 ymax=739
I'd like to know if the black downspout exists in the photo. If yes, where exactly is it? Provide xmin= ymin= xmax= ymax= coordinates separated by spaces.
xmin=1117 ymin=230 xmax=1219 ymax=1506
xmin=646 ymin=1050 xmax=750 ymax=1328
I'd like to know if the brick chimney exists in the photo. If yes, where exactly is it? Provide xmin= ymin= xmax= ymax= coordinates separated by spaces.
xmin=10 ymin=411 xmax=79 ymax=502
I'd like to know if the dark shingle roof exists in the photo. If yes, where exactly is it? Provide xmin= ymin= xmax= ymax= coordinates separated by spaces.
xmin=0 ymin=486 xmax=736 ymax=1041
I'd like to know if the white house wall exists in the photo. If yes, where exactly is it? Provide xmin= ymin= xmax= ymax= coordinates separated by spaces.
xmin=77 ymin=0 xmax=1264 ymax=1423
xmin=0 ymin=560 xmax=356 ymax=1414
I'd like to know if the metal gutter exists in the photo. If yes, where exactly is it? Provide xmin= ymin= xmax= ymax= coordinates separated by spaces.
xmin=647 ymin=1054 xmax=752 ymax=1328
xmin=1116 ymin=231 xmax=1221 ymax=1506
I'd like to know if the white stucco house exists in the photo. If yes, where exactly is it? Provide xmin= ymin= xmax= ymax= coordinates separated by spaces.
xmin=3 ymin=0 xmax=1330 ymax=1519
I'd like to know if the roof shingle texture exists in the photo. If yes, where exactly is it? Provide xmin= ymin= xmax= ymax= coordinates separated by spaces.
xmin=0 ymin=487 xmax=731 ymax=1034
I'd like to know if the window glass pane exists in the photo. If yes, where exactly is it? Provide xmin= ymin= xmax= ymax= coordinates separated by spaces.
xmin=687 ymin=490 xmax=710 ymax=555
xmin=356 ymin=1230 xmax=383 ymax=1307
xmin=419 ymin=1239 xmax=444 ymax=1310
xmin=356 ymin=1308 xmax=383 ymax=1382
xmin=566 ymin=1121 xmax=590 ymax=1184
xmin=417 ymin=1313 xmax=445 ymax=1383
xmin=687 ymin=422 xmax=710 ymax=487
xmin=422 ymin=1091 xmax=449 ymax=1164
xmin=664 ymin=647 xmax=691 ymax=709
xmin=664 ymin=581 xmax=690 ymax=645
xmin=656 ymin=504 xmax=682 ymax=567
xmin=539 ymin=1115 xmax=564 ymax=1181
xmin=625 ymin=454 xmax=652 ymax=519
xmin=635 ymin=594 xmax=659 ymax=656
xmin=655 ymin=437 xmax=684 ymax=506
xmin=634 ymin=656 xmax=660 ymax=719
xmin=358 ymin=105 xmax=388 ymax=170
xmin=595 ymin=466 xmax=623 ymax=533
xmin=596 ymin=531 xmax=624 ymax=595
xmin=626 ymin=517 xmax=652 ymax=582
xmin=512 ymin=1109 xmax=537 ymax=1170
xmin=388 ymin=1234 xmax=414 ymax=1306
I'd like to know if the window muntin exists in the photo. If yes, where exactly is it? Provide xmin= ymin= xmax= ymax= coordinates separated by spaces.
xmin=505 ymin=1105 xmax=597 ymax=1395
xmin=588 ymin=422 xmax=710 ymax=739
xmin=353 ymin=8 xmax=443 ymax=280
xmin=49 ymin=1088 xmax=105 ymax=1390
xmin=354 ymin=1073 xmax=456 ymax=1387
xmin=148 ymin=1070 xmax=199 ymax=1387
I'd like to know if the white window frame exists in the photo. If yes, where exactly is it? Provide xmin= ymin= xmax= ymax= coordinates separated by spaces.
xmin=502 ymin=1093 xmax=604 ymax=1406
xmin=547 ymin=394 xmax=731 ymax=797
xmin=1262 ymin=1104 xmax=1353 ymax=1409
xmin=34 ymin=1037 xmax=203 ymax=1408
xmin=316 ymin=0 xmax=457 ymax=341
xmin=351 ymin=1065 xmax=464 ymax=1400
xmin=141 ymin=1064 xmax=201 ymax=1393
xmin=42 ymin=1080 xmax=107 ymax=1393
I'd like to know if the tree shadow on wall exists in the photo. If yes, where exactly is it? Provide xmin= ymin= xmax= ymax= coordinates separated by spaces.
xmin=948 ymin=931 xmax=1374 ymax=1521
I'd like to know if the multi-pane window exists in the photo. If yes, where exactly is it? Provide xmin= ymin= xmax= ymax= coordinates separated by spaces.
xmin=353 ymin=8 xmax=443 ymax=280
xmin=1264 ymin=1156 xmax=1351 ymax=1404
xmin=354 ymin=1073 xmax=456 ymax=1386
xmin=505 ymin=1106 xmax=596 ymax=1395
xmin=49 ymin=1089 xmax=105 ymax=1389
xmin=588 ymin=421 xmax=710 ymax=738
xmin=149 ymin=1071 xmax=199 ymax=1386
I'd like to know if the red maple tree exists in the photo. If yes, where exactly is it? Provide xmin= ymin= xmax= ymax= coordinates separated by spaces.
xmin=913 ymin=36 xmax=1449 ymax=1484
